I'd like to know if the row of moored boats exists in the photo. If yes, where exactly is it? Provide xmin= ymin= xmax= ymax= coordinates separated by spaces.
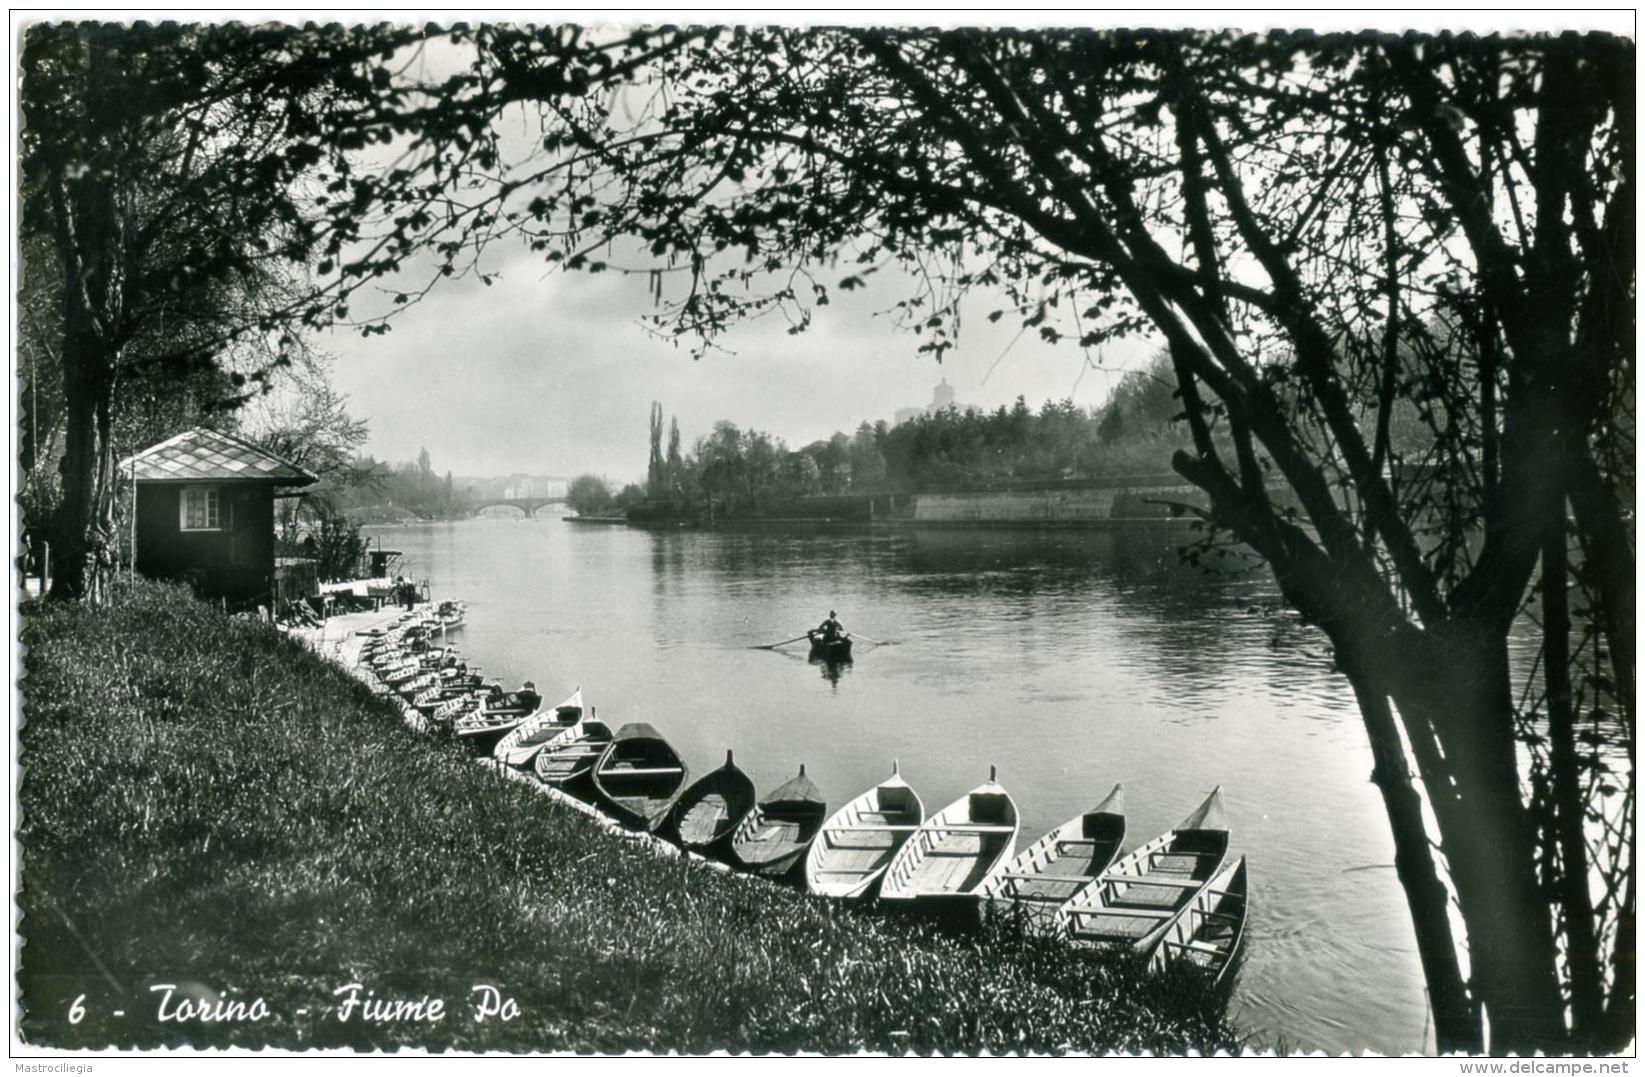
xmin=349 ymin=605 xmax=1248 ymax=990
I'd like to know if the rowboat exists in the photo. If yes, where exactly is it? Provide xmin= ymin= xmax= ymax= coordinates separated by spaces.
xmin=469 ymin=681 xmax=541 ymax=719
xmin=432 ymin=682 xmax=500 ymax=723
xmin=435 ymin=599 xmax=465 ymax=631
xmin=1146 ymin=855 xmax=1248 ymax=991
xmin=730 ymin=764 xmax=828 ymax=879
xmin=454 ymin=681 xmax=543 ymax=755
xmin=492 ymin=687 xmax=585 ymax=767
xmin=663 ymin=749 xmax=757 ymax=852
xmin=805 ymin=761 xmax=925 ymax=899
xmin=382 ymin=663 xmax=424 ymax=687
xmin=395 ymin=672 xmax=438 ymax=700
xmin=532 ymin=711 xmax=614 ymax=788
xmin=590 ymin=723 xmax=691 ymax=830
xmin=980 ymin=783 xmax=1125 ymax=930
xmin=1062 ymin=787 xmax=1230 ymax=951
xmin=880 ymin=765 xmax=1019 ymax=905
xmin=807 ymin=631 xmax=853 ymax=663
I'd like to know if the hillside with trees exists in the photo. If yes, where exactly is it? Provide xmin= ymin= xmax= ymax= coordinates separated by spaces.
xmin=623 ymin=358 xmax=1193 ymax=516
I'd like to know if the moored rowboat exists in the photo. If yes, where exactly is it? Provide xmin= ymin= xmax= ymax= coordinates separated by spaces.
xmin=664 ymin=749 xmax=757 ymax=852
xmin=1062 ymin=787 xmax=1230 ymax=952
xmin=590 ymin=723 xmax=690 ymax=830
xmin=805 ymin=761 xmax=925 ymax=899
xmin=980 ymin=783 xmax=1125 ymax=930
xmin=730 ymin=764 xmax=827 ymax=879
xmin=454 ymin=681 xmax=543 ymax=755
xmin=1146 ymin=855 xmax=1248 ymax=991
xmin=533 ymin=712 xmax=614 ymax=788
xmin=879 ymin=765 xmax=1019 ymax=905
xmin=492 ymin=687 xmax=585 ymax=767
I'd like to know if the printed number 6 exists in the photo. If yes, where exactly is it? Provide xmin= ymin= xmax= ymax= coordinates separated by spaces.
xmin=68 ymin=994 xmax=86 ymax=1024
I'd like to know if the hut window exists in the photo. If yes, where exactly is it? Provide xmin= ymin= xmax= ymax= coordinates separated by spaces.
xmin=180 ymin=486 xmax=222 ymax=531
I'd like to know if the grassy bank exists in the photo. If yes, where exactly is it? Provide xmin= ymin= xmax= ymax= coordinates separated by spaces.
xmin=19 ymin=579 xmax=1239 ymax=1053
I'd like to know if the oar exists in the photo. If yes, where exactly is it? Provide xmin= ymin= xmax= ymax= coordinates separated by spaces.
xmin=753 ymin=633 xmax=810 ymax=650
xmin=851 ymin=633 xmax=896 ymax=646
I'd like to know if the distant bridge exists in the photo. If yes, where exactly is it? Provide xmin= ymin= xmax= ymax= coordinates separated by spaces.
xmin=468 ymin=497 xmax=566 ymax=518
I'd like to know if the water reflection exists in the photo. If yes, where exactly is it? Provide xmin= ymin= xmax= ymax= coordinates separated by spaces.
xmin=810 ymin=654 xmax=852 ymax=686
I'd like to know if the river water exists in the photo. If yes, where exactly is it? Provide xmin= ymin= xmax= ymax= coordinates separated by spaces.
xmin=366 ymin=515 xmax=1432 ymax=1055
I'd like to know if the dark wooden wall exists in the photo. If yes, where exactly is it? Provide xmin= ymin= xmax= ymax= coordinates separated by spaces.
xmin=134 ymin=482 xmax=276 ymax=604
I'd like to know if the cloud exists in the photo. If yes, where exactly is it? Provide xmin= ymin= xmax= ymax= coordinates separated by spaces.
xmin=326 ymin=239 xmax=1156 ymax=480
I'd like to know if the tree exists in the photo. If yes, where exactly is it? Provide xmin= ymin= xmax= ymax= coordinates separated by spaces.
xmin=666 ymin=416 xmax=683 ymax=498
xmin=566 ymin=473 xmax=613 ymax=516
xmin=305 ymin=504 xmax=367 ymax=584
xmin=19 ymin=21 xmax=681 ymax=599
xmin=647 ymin=402 xmax=666 ymax=497
xmin=849 ymin=421 xmax=889 ymax=489
xmin=483 ymin=27 xmax=1632 ymax=1052
xmin=19 ymin=25 xmax=416 ymax=598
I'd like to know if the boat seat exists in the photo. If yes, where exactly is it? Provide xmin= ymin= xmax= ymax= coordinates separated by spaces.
xmin=829 ymin=828 xmax=921 ymax=838
xmin=998 ymin=872 xmax=1087 ymax=885
xmin=1165 ymin=939 xmax=1226 ymax=957
xmin=604 ymin=766 xmax=683 ymax=776
xmin=1111 ymin=876 xmax=1203 ymax=891
xmin=1065 ymin=904 xmax=1169 ymax=919
xmin=1056 ymin=839 xmax=1100 ymax=848
xmin=927 ymin=824 xmax=1016 ymax=834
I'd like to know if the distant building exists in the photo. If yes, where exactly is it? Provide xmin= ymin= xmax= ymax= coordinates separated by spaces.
xmin=121 ymin=427 xmax=318 ymax=606
xmin=894 ymin=377 xmax=971 ymax=425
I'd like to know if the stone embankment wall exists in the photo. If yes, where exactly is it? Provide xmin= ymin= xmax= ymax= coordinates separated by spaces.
xmin=909 ymin=482 xmax=1208 ymax=525
xmin=626 ymin=477 xmax=1300 ymax=528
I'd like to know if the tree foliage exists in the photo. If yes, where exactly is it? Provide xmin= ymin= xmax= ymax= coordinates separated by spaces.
xmin=566 ymin=473 xmax=613 ymax=515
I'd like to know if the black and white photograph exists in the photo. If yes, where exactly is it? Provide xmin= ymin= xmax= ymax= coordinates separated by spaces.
xmin=9 ymin=10 xmax=1636 ymax=1061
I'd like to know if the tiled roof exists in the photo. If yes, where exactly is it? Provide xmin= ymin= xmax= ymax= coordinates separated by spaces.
xmin=120 ymin=428 xmax=318 ymax=486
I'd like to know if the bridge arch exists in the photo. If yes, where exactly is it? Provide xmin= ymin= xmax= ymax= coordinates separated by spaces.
xmin=467 ymin=497 xmax=564 ymax=518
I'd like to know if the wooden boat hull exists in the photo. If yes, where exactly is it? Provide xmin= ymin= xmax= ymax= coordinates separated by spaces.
xmin=805 ymin=763 xmax=925 ymax=899
xmin=533 ymin=721 xmax=614 ymax=790
xmin=1146 ymin=856 xmax=1249 ymax=992
xmin=1063 ymin=787 xmax=1230 ymax=952
xmin=591 ymin=723 xmax=690 ymax=830
xmin=454 ymin=720 xmax=523 ymax=757
xmin=731 ymin=766 xmax=827 ymax=879
xmin=807 ymin=633 xmax=853 ymax=663
xmin=664 ymin=751 xmax=757 ymax=852
xmin=981 ymin=784 xmax=1125 ymax=931
xmin=493 ymin=688 xmax=585 ymax=767
xmin=880 ymin=771 xmax=1019 ymax=904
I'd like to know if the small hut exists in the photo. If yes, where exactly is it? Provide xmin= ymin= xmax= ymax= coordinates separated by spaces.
xmin=121 ymin=428 xmax=318 ymax=605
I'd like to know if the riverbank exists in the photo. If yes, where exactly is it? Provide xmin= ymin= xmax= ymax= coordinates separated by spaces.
xmin=18 ymin=579 xmax=1240 ymax=1053
xmin=610 ymin=477 xmax=1289 ymax=530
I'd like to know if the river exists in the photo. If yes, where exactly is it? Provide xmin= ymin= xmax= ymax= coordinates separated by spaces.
xmin=365 ymin=514 xmax=1432 ymax=1055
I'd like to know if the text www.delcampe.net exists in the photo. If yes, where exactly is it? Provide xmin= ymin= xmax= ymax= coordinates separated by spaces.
xmin=1460 ymin=1064 xmax=1631 ymax=1075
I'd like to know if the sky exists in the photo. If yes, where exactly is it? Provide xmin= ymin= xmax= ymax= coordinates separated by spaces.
xmin=323 ymin=240 xmax=1157 ymax=482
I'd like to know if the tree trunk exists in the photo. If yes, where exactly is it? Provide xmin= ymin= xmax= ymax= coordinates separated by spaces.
xmin=50 ymin=305 xmax=119 ymax=602
xmin=47 ymin=157 xmax=124 ymax=603
xmin=1345 ymin=671 xmax=1482 ymax=1052
xmin=1542 ymin=513 xmax=1605 ymax=1043
xmin=1392 ymin=628 xmax=1569 ymax=1051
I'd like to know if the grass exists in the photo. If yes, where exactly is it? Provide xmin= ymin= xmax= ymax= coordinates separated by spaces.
xmin=19 ymin=578 xmax=1240 ymax=1053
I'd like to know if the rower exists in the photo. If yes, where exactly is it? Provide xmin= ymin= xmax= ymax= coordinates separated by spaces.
xmin=814 ymin=610 xmax=845 ymax=643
